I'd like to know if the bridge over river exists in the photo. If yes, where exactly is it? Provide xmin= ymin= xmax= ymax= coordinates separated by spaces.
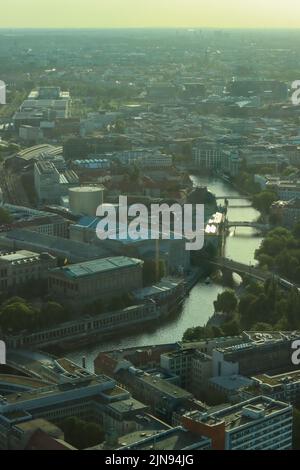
xmin=226 ymin=221 xmax=270 ymax=231
xmin=211 ymin=257 xmax=300 ymax=291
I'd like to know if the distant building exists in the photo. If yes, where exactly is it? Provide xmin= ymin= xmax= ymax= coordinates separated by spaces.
xmin=182 ymin=396 xmax=292 ymax=450
xmin=271 ymin=198 xmax=300 ymax=227
xmin=227 ymin=80 xmax=288 ymax=102
xmin=13 ymin=87 xmax=71 ymax=130
xmin=2 ymin=203 xmax=69 ymax=238
xmin=34 ymin=161 xmax=60 ymax=204
xmin=48 ymin=256 xmax=143 ymax=305
xmin=0 ymin=250 xmax=56 ymax=291
xmin=252 ymin=369 xmax=300 ymax=404
xmin=34 ymin=160 xmax=79 ymax=205
xmin=192 ymin=144 xmax=224 ymax=170
xmin=19 ymin=125 xmax=43 ymax=143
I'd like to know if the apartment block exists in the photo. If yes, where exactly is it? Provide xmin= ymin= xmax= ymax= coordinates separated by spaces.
xmin=182 ymin=396 xmax=293 ymax=450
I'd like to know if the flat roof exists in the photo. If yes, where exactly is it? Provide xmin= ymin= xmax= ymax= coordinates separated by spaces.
xmin=209 ymin=375 xmax=253 ymax=391
xmin=1 ymin=375 xmax=112 ymax=407
xmin=140 ymin=373 xmax=192 ymax=399
xmin=254 ymin=369 xmax=300 ymax=387
xmin=186 ymin=396 xmax=291 ymax=432
xmin=50 ymin=256 xmax=142 ymax=279
xmin=117 ymin=428 xmax=207 ymax=450
xmin=107 ymin=398 xmax=147 ymax=414
xmin=0 ymin=250 xmax=40 ymax=263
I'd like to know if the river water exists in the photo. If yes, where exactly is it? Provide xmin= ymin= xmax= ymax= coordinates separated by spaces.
xmin=67 ymin=176 xmax=262 ymax=370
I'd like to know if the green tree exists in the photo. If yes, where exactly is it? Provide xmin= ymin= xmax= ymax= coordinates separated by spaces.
xmin=0 ymin=301 xmax=38 ymax=333
xmin=0 ymin=207 xmax=12 ymax=224
xmin=222 ymin=319 xmax=240 ymax=336
xmin=39 ymin=302 xmax=66 ymax=328
xmin=293 ymin=222 xmax=300 ymax=239
xmin=251 ymin=322 xmax=273 ymax=332
xmin=214 ymin=290 xmax=238 ymax=315
xmin=61 ymin=417 xmax=104 ymax=449
xmin=252 ymin=191 xmax=277 ymax=214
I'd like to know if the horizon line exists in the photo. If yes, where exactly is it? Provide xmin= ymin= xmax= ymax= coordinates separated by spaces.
xmin=1 ymin=26 xmax=300 ymax=31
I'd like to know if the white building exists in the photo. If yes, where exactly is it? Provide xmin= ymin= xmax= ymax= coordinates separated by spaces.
xmin=0 ymin=250 xmax=56 ymax=291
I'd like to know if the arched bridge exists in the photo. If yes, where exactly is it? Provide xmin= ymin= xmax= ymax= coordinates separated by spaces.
xmin=226 ymin=221 xmax=270 ymax=231
xmin=211 ymin=257 xmax=300 ymax=291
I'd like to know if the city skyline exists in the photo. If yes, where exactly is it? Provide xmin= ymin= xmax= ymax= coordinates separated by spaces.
xmin=1 ymin=0 xmax=300 ymax=29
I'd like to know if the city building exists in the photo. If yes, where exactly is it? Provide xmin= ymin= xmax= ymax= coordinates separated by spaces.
xmin=1 ymin=204 xmax=69 ymax=238
xmin=160 ymin=348 xmax=212 ymax=396
xmin=0 ymin=228 xmax=113 ymax=263
xmin=208 ymin=375 xmax=253 ymax=402
xmin=117 ymin=368 xmax=193 ymax=422
xmin=34 ymin=160 xmax=60 ymax=204
xmin=132 ymin=277 xmax=185 ymax=304
xmin=48 ymin=256 xmax=143 ymax=305
xmin=34 ymin=159 xmax=79 ymax=205
xmin=91 ymin=426 xmax=211 ymax=450
xmin=0 ymin=250 xmax=56 ymax=291
xmin=69 ymin=186 xmax=105 ymax=217
xmin=0 ymin=370 xmax=158 ymax=449
xmin=227 ymin=80 xmax=288 ymax=102
xmin=252 ymin=370 xmax=300 ymax=404
xmin=212 ymin=331 xmax=300 ymax=377
xmin=19 ymin=125 xmax=43 ymax=143
xmin=69 ymin=216 xmax=191 ymax=274
xmin=13 ymin=87 xmax=71 ymax=130
xmin=271 ymin=198 xmax=300 ymax=227
xmin=192 ymin=144 xmax=224 ymax=170
xmin=182 ymin=396 xmax=293 ymax=450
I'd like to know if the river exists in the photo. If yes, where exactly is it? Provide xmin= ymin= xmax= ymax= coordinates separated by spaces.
xmin=67 ymin=176 xmax=263 ymax=371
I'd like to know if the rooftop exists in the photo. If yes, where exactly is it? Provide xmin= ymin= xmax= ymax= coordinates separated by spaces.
xmin=253 ymin=369 xmax=300 ymax=387
xmin=139 ymin=373 xmax=192 ymax=400
xmin=0 ymin=375 xmax=113 ymax=408
xmin=50 ymin=256 xmax=143 ymax=279
xmin=185 ymin=396 xmax=291 ymax=432
xmin=209 ymin=375 xmax=253 ymax=392
xmin=0 ymin=250 xmax=52 ymax=265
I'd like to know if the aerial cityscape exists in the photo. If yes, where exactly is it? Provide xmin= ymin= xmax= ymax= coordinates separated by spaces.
xmin=1 ymin=0 xmax=300 ymax=455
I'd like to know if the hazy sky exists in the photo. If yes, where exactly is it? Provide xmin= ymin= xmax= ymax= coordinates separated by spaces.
xmin=1 ymin=0 xmax=300 ymax=29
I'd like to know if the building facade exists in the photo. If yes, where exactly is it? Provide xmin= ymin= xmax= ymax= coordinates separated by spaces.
xmin=48 ymin=256 xmax=143 ymax=305
xmin=0 ymin=250 xmax=56 ymax=291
